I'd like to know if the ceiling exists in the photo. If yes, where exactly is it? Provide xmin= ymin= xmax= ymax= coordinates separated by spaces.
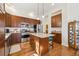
xmin=5 ymin=3 xmax=54 ymax=19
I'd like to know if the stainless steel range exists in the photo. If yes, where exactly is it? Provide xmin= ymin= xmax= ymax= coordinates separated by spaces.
xmin=20 ymin=23 xmax=30 ymax=42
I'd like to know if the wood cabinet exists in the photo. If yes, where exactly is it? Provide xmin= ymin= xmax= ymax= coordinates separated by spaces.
xmin=0 ymin=3 xmax=5 ymax=56
xmin=5 ymin=33 xmax=21 ymax=55
xmin=52 ymin=32 xmax=61 ymax=44
xmin=51 ymin=14 xmax=62 ymax=27
xmin=11 ymin=15 xmax=22 ymax=27
xmin=0 ymin=4 xmax=5 ymax=27
xmin=24 ymin=18 xmax=40 ymax=25
xmin=0 ymin=34 xmax=5 ymax=48
xmin=30 ymin=34 xmax=49 ymax=55
xmin=29 ymin=35 xmax=35 ymax=49
xmin=5 ymin=13 xmax=40 ymax=27
xmin=5 ymin=13 xmax=22 ymax=27
xmin=0 ymin=13 xmax=5 ymax=27
xmin=10 ymin=33 xmax=21 ymax=45
xmin=5 ymin=13 xmax=12 ymax=27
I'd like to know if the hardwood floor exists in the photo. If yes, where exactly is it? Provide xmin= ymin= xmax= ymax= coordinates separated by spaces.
xmin=10 ymin=42 xmax=35 ymax=56
xmin=10 ymin=42 xmax=79 ymax=56
xmin=45 ymin=43 xmax=76 ymax=56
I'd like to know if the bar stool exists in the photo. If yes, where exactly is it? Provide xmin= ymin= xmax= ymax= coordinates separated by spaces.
xmin=49 ymin=34 xmax=53 ymax=49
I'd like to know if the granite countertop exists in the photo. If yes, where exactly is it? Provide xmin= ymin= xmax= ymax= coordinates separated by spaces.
xmin=30 ymin=33 xmax=55 ymax=38
xmin=5 ymin=32 xmax=55 ymax=39
xmin=5 ymin=30 xmax=21 ymax=39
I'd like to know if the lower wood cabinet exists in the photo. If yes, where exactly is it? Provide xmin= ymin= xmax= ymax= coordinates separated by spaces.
xmin=0 ymin=34 xmax=5 ymax=56
xmin=52 ymin=32 xmax=62 ymax=44
xmin=4 ymin=33 xmax=21 ymax=56
xmin=10 ymin=33 xmax=21 ymax=45
xmin=29 ymin=35 xmax=35 ymax=49
xmin=30 ymin=35 xmax=49 ymax=55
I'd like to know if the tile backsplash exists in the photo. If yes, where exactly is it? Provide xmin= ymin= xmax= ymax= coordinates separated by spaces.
xmin=5 ymin=27 xmax=21 ymax=33
xmin=5 ymin=27 xmax=35 ymax=33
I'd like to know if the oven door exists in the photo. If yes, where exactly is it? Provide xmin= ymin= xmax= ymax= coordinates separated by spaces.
xmin=21 ymin=33 xmax=29 ymax=42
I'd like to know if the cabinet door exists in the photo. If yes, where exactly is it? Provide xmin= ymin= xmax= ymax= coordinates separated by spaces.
xmin=11 ymin=33 xmax=21 ymax=45
xmin=51 ymin=16 xmax=56 ymax=27
xmin=5 ymin=13 xmax=11 ymax=27
xmin=12 ymin=16 xmax=22 ymax=27
xmin=51 ymin=14 xmax=62 ymax=27
xmin=0 ymin=3 xmax=5 ymax=56
xmin=29 ymin=35 xmax=35 ymax=49
xmin=52 ymin=33 xmax=61 ymax=44
xmin=34 ymin=36 xmax=40 ymax=55
xmin=56 ymin=14 xmax=62 ymax=27
xmin=11 ymin=16 xmax=17 ymax=27
xmin=0 ymin=12 xmax=5 ymax=27
xmin=24 ymin=18 xmax=40 ymax=25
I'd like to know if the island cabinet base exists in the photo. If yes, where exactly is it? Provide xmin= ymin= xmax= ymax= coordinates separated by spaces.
xmin=30 ymin=34 xmax=49 ymax=56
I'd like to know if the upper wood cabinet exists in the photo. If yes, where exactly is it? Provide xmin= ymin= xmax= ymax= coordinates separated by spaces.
xmin=5 ymin=13 xmax=40 ymax=27
xmin=24 ymin=18 xmax=40 ymax=25
xmin=11 ymin=15 xmax=22 ymax=27
xmin=0 ymin=3 xmax=5 ymax=27
xmin=0 ymin=3 xmax=5 ymax=56
xmin=5 ymin=13 xmax=22 ymax=27
xmin=0 ymin=12 xmax=5 ymax=27
xmin=51 ymin=14 xmax=62 ymax=27
xmin=5 ymin=12 xmax=12 ymax=27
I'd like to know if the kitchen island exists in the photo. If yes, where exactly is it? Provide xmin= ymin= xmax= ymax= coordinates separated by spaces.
xmin=29 ymin=33 xmax=55 ymax=56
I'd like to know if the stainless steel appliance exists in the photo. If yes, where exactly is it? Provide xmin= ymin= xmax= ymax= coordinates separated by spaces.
xmin=20 ymin=23 xmax=30 ymax=42
xmin=37 ymin=24 xmax=43 ymax=33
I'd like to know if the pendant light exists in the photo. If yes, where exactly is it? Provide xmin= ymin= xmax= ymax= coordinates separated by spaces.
xmin=36 ymin=3 xmax=40 ymax=20
xmin=42 ymin=3 xmax=45 ymax=18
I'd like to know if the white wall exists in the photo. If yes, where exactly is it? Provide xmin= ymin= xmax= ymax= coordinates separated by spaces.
xmin=67 ymin=3 xmax=79 ymax=22
xmin=42 ymin=3 xmax=68 ymax=46
xmin=42 ymin=3 xmax=79 ymax=47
